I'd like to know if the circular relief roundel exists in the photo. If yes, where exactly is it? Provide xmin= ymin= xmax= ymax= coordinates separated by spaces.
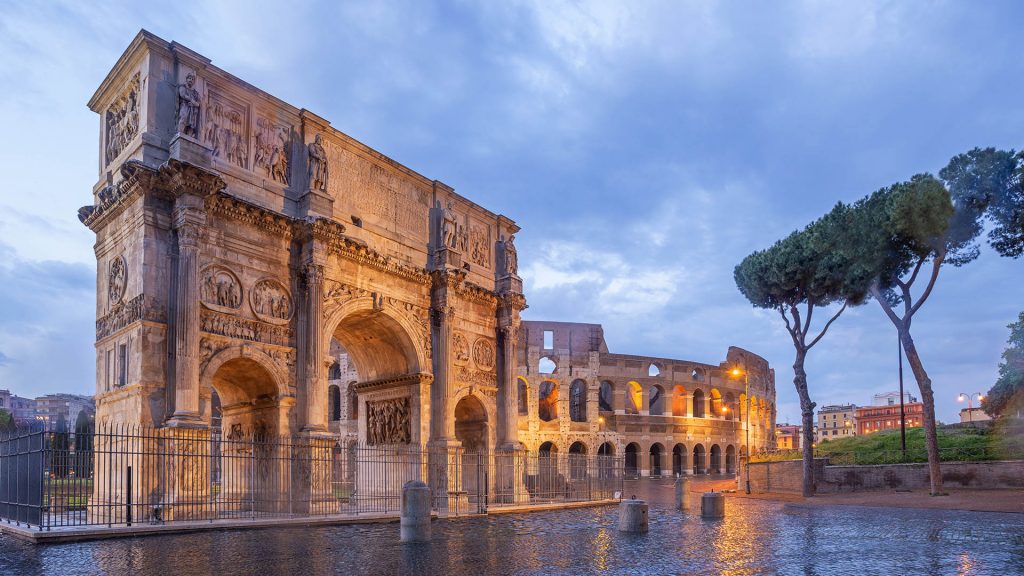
xmin=472 ymin=338 xmax=495 ymax=371
xmin=250 ymin=278 xmax=292 ymax=324
xmin=199 ymin=265 xmax=243 ymax=312
xmin=108 ymin=256 xmax=127 ymax=305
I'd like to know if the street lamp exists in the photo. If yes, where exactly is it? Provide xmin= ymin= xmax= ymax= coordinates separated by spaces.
xmin=957 ymin=392 xmax=984 ymax=424
xmin=729 ymin=366 xmax=750 ymax=494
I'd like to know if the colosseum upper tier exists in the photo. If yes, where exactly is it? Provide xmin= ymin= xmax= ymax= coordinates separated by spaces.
xmin=515 ymin=320 xmax=777 ymax=476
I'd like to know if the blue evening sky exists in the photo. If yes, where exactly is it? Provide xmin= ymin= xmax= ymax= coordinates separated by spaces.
xmin=0 ymin=1 xmax=1020 ymax=422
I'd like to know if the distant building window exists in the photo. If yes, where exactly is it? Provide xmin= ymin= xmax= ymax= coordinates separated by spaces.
xmin=543 ymin=330 xmax=553 ymax=350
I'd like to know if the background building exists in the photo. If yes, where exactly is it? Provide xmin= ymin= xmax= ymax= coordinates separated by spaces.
xmin=775 ymin=423 xmax=802 ymax=450
xmin=856 ymin=398 xmax=923 ymax=434
xmin=0 ymin=389 xmax=39 ymax=423
xmin=33 ymin=394 xmax=95 ymax=428
xmin=816 ymin=404 xmax=857 ymax=443
xmin=959 ymin=407 xmax=992 ymax=424
xmin=872 ymin=391 xmax=918 ymax=406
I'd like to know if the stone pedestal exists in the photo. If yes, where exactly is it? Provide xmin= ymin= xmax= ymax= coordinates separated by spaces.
xmin=400 ymin=480 xmax=432 ymax=543
xmin=293 ymin=433 xmax=337 ymax=515
xmin=701 ymin=492 xmax=725 ymax=519
xmin=163 ymin=426 xmax=212 ymax=522
xmin=618 ymin=499 xmax=649 ymax=533
xmin=675 ymin=475 xmax=690 ymax=511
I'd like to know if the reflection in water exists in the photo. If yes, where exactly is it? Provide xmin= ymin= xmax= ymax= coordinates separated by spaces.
xmin=2 ymin=479 xmax=1023 ymax=576
xmin=592 ymin=527 xmax=611 ymax=572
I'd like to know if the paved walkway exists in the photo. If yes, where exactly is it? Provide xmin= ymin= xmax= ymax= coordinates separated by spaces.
xmin=729 ymin=488 xmax=1024 ymax=513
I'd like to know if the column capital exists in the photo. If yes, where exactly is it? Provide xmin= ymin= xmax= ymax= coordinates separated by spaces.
xmin=302 ymin=262 xmax=325 ymax=288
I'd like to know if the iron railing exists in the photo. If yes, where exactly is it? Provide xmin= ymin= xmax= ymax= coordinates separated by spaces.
xmin=0 ymin=425 xmax=624 ymax=531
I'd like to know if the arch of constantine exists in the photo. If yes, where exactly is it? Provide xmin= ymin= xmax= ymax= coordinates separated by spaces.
xmin=79 ymin=31 xmax=775 ymax=519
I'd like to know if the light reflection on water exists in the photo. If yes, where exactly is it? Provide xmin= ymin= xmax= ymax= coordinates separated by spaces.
xmin=1 ymin=479 xmax=1022 ymax=575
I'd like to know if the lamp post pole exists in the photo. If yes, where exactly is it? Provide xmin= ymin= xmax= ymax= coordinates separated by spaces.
xmin=744 ymin=370 xmax=750 ymax=495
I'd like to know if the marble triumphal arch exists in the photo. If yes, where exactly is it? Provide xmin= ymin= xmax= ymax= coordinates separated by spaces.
xmin=81 ymin=31 xmax=526 ymax=472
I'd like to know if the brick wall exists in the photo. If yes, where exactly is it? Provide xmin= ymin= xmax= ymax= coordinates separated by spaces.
xmin=741 ymin=458 xmax=1024 ymax=494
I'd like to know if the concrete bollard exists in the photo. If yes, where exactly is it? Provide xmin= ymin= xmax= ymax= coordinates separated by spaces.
xmin=400 ymin=480 xmax=432 ymax=543
xmin=675 ymin=475 xmax=690 ymax=511
xmin=701 ymin=491 xmax=725 ymax=519
xmin=618 ymin=498 xmax=649 ymax=533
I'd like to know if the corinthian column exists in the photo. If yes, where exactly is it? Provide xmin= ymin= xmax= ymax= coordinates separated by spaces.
xmin=169 ymin=212 xmax=203 ymax=425
xmin=302 ymin=263 xmax=327 ymax=432
xmin=430 ymin=304 xmax=454 ymax=442
xmin=497 ymin=324 xmax=520 ymax=449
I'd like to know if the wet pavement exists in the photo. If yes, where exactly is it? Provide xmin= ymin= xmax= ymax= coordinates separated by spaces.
xmin=1 ymin=479 xmax=1022 ymax=575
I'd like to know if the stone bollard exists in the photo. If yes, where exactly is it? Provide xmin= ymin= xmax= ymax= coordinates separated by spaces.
xmin=400 ymin=480 xmax=432 ymax=543
xmin=618 ymin=498 xmax=649 ymax=533
xmin=701 ymin=491 xmax=725 ymax=519
xmin=675 ymin=475 xmax=690 ymax=511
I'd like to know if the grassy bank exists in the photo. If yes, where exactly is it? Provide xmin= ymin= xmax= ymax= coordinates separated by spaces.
xmin=753 ymin=424 xmax=1024 ymax=465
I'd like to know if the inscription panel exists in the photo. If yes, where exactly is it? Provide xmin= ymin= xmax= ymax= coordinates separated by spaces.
xmin=327 ymin=143 xmax=430 ymax=243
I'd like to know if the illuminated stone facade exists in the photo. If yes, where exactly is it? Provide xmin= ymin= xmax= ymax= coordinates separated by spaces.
xmin=80 ymin=31 xmax=526 ymax=460
xmin=515 ymin=321 xmax=776 ymax=476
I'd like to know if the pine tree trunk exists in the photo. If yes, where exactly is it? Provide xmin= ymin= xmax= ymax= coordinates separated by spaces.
xmin=793 ymin=347 xmax=816 ymax=497
xmin=900 ymin=330 xmax=944 ymax=495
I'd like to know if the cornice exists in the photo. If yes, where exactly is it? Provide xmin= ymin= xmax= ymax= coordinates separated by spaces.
xmin=207 ymin=193 xmax=293 ymax=239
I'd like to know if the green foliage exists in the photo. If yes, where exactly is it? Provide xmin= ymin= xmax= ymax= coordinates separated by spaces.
xmin=842 ymin=174 xmax=974 ymax=303
xmin=752 ymin=427 xmax=1023 ymax=464
xmin=941 ymin=147 xmax=1024 ymax=258
xmin=735 ymin=204 xmax=865 ymax=314
xmin=983 ymin=311 xmax=1024 ymax=418
xmin=0 ymin=408 xmax=14 ymax=432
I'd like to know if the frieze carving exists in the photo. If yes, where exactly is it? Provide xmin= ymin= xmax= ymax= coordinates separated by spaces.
xmin=105 ymin=73 xmax=140 ymax=165
xmin=453 ymin=332 xmax=470 ymax=365
xmin=201 ymin=309 xmax=292 ymax=347
xmin=250 ymin=279 xmax=292 ymax=324
xmin=207 ymin=193 xmax=293 ymax=239
xmin=454 ymin=366 xmax=498 ymax=390
xmin=177 ymin=72 xmax=201 ymax=139
xmin=366 ymin=397 xmax=411 ymax=445
xmin=204 ymin=91 xmax=248 ymax=169
xmin=472 ymin=338 xmax=495 ymax=371
xmin=108 ymin=256 xmax=127 ymax=305
xmin=96 ymin=293 xmax=164 ymax=340
xmin=200 ymin=265 xmax=242 ymax=312
xmin=254 ymin=117 xmax=291 ymax=184
xmin=307 ymin=134 xmax=329 ymax=192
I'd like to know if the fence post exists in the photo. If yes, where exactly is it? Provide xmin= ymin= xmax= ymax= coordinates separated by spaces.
xmin=126 ymin=465 xmax=132 ymax=527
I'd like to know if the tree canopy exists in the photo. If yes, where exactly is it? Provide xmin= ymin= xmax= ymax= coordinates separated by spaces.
xmin=941 ymin=147 xmax=1024 ymax=258
xmin=735 ymin=204 xmax=865 ymax=496
xmin=983 ymin=312 xmax=1024 ymax=418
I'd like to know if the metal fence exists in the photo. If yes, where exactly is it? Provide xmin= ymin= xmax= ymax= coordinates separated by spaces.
xmin=0 ymin=425 xmax=623 ymax=531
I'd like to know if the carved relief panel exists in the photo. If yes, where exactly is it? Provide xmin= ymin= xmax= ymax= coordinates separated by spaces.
xmin=254 ymin=117 xmax=291 ymax=185
xmin=104 ymin=73 xmax=140 ymax=165
xmin=453 ymin=331 xmax=470 ymax=366
xmin=199 ymin=265 xmax=242 ymax=313
xmin=366 ymin=397 xmax=411 ymax=445
xmin=468 ymin=222 xmax=491 ymax=269
xmin=203 ymin=90 xmax=249 ymax=169
xmin=250 ymin=278 xmax=292 ymax=324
